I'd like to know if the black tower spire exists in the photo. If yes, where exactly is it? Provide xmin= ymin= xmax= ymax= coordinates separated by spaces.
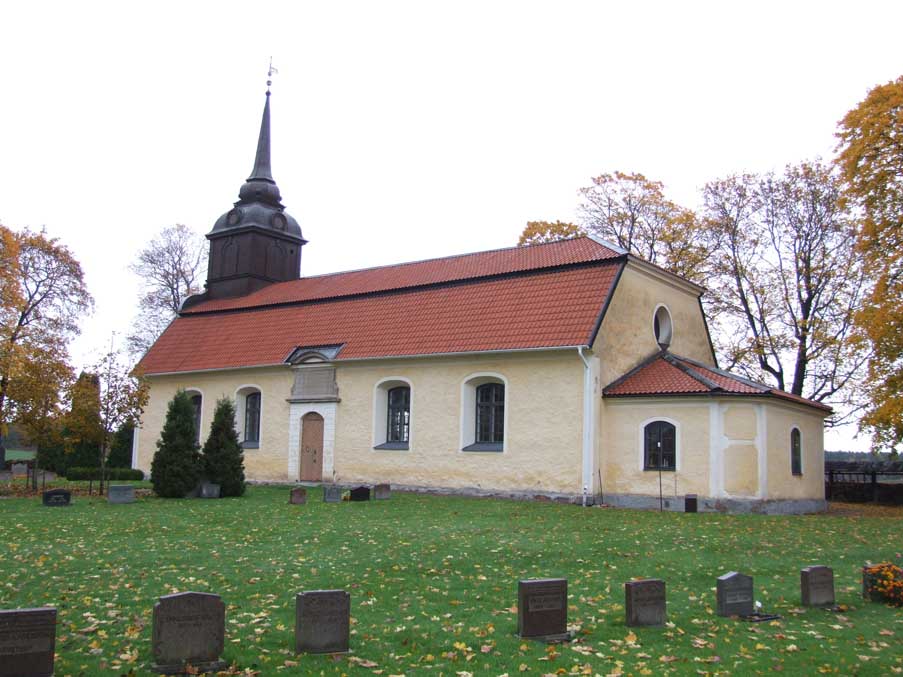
xmin=191 ymin=79 xmax=307 ymax=306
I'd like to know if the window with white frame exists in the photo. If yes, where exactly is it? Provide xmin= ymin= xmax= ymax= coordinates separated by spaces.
xmin=373 ymin=378 xmax=412 ymax=450
xmin=236 ymin=386 xmax=262 ymax=448
xmin=186 ymin=390 xmax=203 ymax=444
xmin=644 ymin=420 xmax=676 ymax=470
xmin=461 ymin=374 xmax=507 ymax=452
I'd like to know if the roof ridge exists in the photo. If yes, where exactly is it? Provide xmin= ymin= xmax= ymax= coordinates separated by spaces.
xmin=675 ymin=354 xmax=770 ymax=391
xmin=663 ymin=353 xmax=724 ymax=391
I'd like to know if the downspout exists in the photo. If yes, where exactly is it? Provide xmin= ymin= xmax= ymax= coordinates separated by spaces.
xmin=577 ymin=346 xmax=594 ymax=507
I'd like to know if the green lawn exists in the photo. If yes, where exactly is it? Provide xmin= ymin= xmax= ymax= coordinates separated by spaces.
xmin=0 ymin=486 xmax=901 ymax=676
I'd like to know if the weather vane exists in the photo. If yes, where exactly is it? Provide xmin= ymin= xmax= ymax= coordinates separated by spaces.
xmin=267 ymin=57 xmax=278 ymax=94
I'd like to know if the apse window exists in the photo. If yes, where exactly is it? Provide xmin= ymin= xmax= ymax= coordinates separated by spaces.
xmin=644 ymin=420 xmax=676 ymax=470
xmin=790 ymin=427 xmax=802 ymax=475
xmin=653 ymin=305 xmax=672 ymax=348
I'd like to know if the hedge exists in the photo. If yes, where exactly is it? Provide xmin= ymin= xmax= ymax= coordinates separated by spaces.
xmin=65 ymin=467 xmax=145 ymax=481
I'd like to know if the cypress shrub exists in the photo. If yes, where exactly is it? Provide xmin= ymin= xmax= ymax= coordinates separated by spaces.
xmin=201 ymin=398 xmax=246 ymax=497
xmin=150 ymin=391 xmax=202 ymax=498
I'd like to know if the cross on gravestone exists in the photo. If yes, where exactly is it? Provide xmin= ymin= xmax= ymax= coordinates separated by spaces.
xmin=625 ymin=579 xmax=666 ymax=626
xmin=151 ymin=592 xmax=227 ymax=674
xmin=349 ymin=486 xmax=370 ymax=502
xmin=373 ymin=483 xmax=391 ymax=500
xmin=716 ymin=572 xmax=754 ymax=617
xmin=0 ymin=607 xmax=57 ymax=677
xmin=295 ymin=590 xmax=350 ymax=654
xmin=41 ymin=489 xmax=71 ymax=507
xmin=323 ymin=486 xmax=343 ymax=503
xmin=289 ymin=487 xmax=307 ymax=505
xmin=108 ymin=485 xmax=136 ymax=504
xmin=801 ymin=566 xmax=835 ymax=607
xmin=517 ymin=579 xmax=570 ymax=641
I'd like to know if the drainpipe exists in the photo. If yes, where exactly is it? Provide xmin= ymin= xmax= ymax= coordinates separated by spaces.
xmin=577 ymin=346 xmax=594 ymax=506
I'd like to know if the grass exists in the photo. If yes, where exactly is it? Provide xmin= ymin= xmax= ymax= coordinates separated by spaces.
xmin=0 ymin=486 xmax=901 ymax=676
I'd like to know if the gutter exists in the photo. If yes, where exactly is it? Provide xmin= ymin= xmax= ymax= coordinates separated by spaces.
xmin=577 ymin=346 xmax=594 ymax=507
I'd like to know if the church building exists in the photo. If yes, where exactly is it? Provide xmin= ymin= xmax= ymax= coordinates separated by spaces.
xmin=134 ymin=91 xmax=830 ymax=513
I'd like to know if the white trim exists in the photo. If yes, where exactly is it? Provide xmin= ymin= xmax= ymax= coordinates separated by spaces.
xmin=372 ymin=377 xmax=414 ymax=451
xmin=587 ymin=232 xmax=628 ymax=254
xmin=709 ymin=402 xmax=723 ymax=497
xmin=577 ymin=348 xmax=594 ymax=501
xmin=459 ymin=372 xmax=509 ymax=452
xmin=625 ymin=256 xmax=706 ymax=295
xmin=756 ymin=403 xmax=768 ymax=498
xmin=131 ymin=422 xmax=141 ymax=470
xmin=637 ymin=416 xmax=681 ymax=472
xmin=234 ymin=384 xmax=263 ymax=448
xmin=145 ymin=363 xmax=288 ymax=377
xmin=288 ymin=402 xmax=337 ymax=481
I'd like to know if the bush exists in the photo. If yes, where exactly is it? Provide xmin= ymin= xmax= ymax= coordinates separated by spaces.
xmin=107 ymin=422 xmax=134 ymax=469
xmin=151 ymin=391 xmax=202 ymax=498
xmin=66 ymin=467 xmax=144 ymax=481
xmin=201 ymin=398 xmax=246 ymax=497
xmin=863 ymin=562 xmax=903 ymax=605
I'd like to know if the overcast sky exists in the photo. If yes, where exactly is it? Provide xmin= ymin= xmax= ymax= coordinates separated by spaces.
xmin=2 ymin=1 xmax=901 ymax=451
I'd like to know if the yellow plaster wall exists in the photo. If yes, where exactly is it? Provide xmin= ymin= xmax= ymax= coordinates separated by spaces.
xmin=765 ymin=404 xmax=826 ymax=500
xmin=600 ymin=400 xmax=710 ymax=497
xmin=723 ymin=405 xmax=756 ymax=440
xmin=594 ymin=264 xmax=714 ymax=386
xmin=722 ymin=443 xmax=758 ymax=496
xmin=333 ymin=351 xmax=585 ymax=494
xmin=136 ymin=367 xmax=294 ymax=481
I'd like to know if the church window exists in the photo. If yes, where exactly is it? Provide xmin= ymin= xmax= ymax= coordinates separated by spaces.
xmin=373 ymin=378 xmax=412 ymax=450
xmin=387 ymin=387 xmax=410 ymax=443
xmin=187 ymin=392 xmax=202 ymax=444
xmin=461 ymin=374 xmax=507 ymax=452
xmin=653 ymin=305 xmax=673 ymax=348
xmin=236 ymin=386 xmax=262 ymax=449
xmin=790 ymin=427 xmax=802 ymax=475
xmin=644 ymin=420 xmax=676 ymax=470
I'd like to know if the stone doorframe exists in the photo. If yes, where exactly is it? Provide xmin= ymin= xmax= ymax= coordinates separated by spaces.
xmin=288 ymin=402 xmax=337 ymax=481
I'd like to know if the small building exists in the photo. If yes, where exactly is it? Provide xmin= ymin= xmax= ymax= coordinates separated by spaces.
xmin=134 ymin=91 xmax=830 ymax=513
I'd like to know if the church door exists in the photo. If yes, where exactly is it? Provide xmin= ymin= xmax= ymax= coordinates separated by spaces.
xmin=300 ymin=412 xmax=324 ymax=482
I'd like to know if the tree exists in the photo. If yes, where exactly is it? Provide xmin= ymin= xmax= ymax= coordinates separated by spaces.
xmin=518 ymin=220 xmax=586 ymax=246
xmin=127 ymin=224 xmax=206 ymax=357
xmin=201 ymin=398 xmax=246 ymax=497
xmin=701 ymin=160 xmax=868 ymax=416
xmin=63 ymin=372 xmax=103 ymax=472
xmin=0 ymin=225 xmax=91 ymax=484
xmin=107 ymin=422 xmax=134 ymax=469
xmin=836 ymin=75 xmax=903 ymax=452
xmin=151 ymin=390 xmax=202 ymax=498
xmin=577 ymin=171 xmax=712 ymax=282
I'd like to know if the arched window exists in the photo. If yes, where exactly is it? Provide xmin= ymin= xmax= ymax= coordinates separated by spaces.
xmin=236 ymin=386 xmax=262 ymax=448
xmin=790 ymin=428 xmax=802 ymax=475
xmin=653 ymin=305 xmax=673 ymax=348
xmin=644 ymin=420 xmax=676 ymax=470
xmin=189 ymin=393 xmax=202 ymax=443
xmin=387 ymin=386 xmax=410 ymax=443
xmin=476 ymin=382 xmax=505 ymax=444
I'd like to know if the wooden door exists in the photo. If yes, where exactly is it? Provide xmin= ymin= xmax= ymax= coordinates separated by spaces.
xmin=300 ymin=412 xmax=324 ymax=482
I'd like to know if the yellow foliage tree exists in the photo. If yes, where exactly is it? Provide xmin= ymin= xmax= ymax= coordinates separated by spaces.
xmin=836 ymin=75 xmax=903 ymax=452
xmin=518 ymin=220 xmax=586 ymax=246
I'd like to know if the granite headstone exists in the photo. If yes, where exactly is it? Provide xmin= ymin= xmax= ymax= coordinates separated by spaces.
xmin=625 ymin=579 xmax=666 ymax=626
xmin=295 ymin=590 xmax=350 ymax=654
xmin=323 ymin=486 xmax=343 ymax=503
xmin=108 ymin=485 xmax=136 ymax=504
xmin=517 ymin=578 xmax=568 ymax=641
xmin=152 ymin=592 xmax=226 ymax=674
xmin=199 ymin=482 xmax=221 ymax=499
xmin=716 ymin=571 xmax=754 ymax=617
xmin=373 ymin=483 xmax=391 ymax=500
xmin=10 ymin=463 xmax=26 ymax=476
xmin=0 ymin=607 xmax=57 ymax=677
xmin=349 ymin=486 xmax=370 ymax=502
xmin=289 ymin=487 xmax=308 ymax=505
xmin=801 ymin=566 xmax=835 ymax=607
xmin=41 ymin=489 xmax=71 ymax=507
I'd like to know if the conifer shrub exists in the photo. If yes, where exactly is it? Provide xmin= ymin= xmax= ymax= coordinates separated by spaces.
xmin=201 ymin=397 xmax=246 ymax=497
xmin=151 ymin=391 xmax=202 ymax=498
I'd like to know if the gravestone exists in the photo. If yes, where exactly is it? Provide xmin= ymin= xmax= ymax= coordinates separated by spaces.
xmin=349 ymin=486 xmax=370 ymax=502
xmin=152 ymin=592 xmax=226 ymax=674
xmin=0 ymin=607 xmax=57 ymax=677
xmin=801 ymin=565 xmax=835 ymax=607
xmin=289 ymin=487 xmax=307 ymax=505
xmin=716 ymin=571 xmax=754 ymax=617
xmin=11 ymin=463 xmax=26 ymax=476
xmin=108 ymin=485 xmax=136 ymax=504
xmin=374 ymin=483 xmax=391 ymax=500
xmin=323 ymin=486 xmax=343 ymax=503
xmin=199 ymin=482 xmax=221 ymax=499
xmin=625 ymin=579 xmax=666 ymax=626
xmin=517 ymin=578 xmax=569 ymax=641
xmin=41 ymin=489 xmax=71 ymax=507
xmin=295 ymin=590 xmax=350 ymax=654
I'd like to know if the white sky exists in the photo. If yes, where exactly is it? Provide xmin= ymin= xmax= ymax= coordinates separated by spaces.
xmin=2 ymin=1 xmax=901 ymax=451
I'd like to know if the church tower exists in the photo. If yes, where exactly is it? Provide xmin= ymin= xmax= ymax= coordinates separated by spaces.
xmin=195 ymin=88 xmax=306 ymax=304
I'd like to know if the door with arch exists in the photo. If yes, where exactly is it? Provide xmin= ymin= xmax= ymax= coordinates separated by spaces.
xmin=300 ymin=412 xmax=324 ymax=482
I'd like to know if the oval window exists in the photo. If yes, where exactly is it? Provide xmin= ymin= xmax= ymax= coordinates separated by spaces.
xmin=653 ymin=306 xmax=672 ymax=347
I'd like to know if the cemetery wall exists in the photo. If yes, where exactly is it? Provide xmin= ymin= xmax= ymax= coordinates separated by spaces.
xmin=332 ymin=351 xmax=585 ymax=494
xmin=136 ymin=367 xmax=294 ymax=480
xmin=593 ymin=264 xmax=715 ymax=387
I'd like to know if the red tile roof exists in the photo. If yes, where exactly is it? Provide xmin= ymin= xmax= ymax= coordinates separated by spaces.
xmin=139 ymin=238 xmax=624 ymax=374
xmin=183 ymin=237 xmax=622 ymax=314
xmin=603 ymin=352 xmax=832 ymax=413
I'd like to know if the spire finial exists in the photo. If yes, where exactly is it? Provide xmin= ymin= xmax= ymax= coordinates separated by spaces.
xmin=266 ymin=57 xmax=278 ymax=95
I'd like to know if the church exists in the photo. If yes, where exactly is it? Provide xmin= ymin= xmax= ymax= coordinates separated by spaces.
xmin=134 ymin=90 xmax=830 ymax=513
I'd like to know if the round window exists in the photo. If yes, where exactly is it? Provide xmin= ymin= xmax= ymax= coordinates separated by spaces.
xmin=653 ymin=306 xmax=672 ymax=347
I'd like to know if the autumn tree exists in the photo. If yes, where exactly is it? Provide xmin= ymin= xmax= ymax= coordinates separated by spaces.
xmin=63 ymin=372 xmax=103 ymax=472
xmin=0 ymin=225 xmax=91 ymax=480
xmin=518 ymin=220 xmax=586 ymax=246
xmin=578 ymin=171 xmax=712 ymax=282
xmin=836 ymin=75 xmax=903 ymax=452
xmin=127 ymin=224 xmax=206 ymax=357
xmin=701 ymin=160 xmax=868 ymax=416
